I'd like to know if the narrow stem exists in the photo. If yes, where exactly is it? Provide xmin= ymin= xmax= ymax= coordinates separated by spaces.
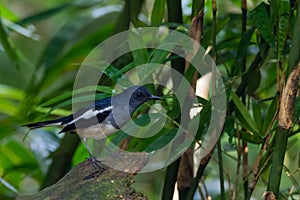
xmin=287 ymin=0 xmax=300 ymax=75
xmin=162 ymin=158 xmax=181 ymax=200
xmin=241 ymin=0 xmax=249 ymax=198
xmin=267 ymin=128 xmax=289 ymax=196
xmin=162 ymin=1 xmax=184 ymax=199
xmin=212 ymin=1 xmax=225 ymax=199
xmin=217 ymin=139 xmax=225 ymax=200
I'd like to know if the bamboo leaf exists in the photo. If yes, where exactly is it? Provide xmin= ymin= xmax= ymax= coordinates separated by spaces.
xmin=277 ymin=0 xmax=290 ymax=60
xmin=202 ymin=17 xmax=230 ymax=48
xmin=2 ymin=140 xmax=38 ymax=167
xmin=0 ymin=84 xmax=23 ymax=100
xmin=247 ymin=68 xmax=261 ymax=93
xmin=0 ymin=98 xmax=18 ymax=116
xmin=108 ymin=62 xmax=135 ymax=82
xmin=45 ymin=93 xmax=108 ymax=114
xmin=233 ymin=27 xmax=255 ymax=75
xmin=149 ymin=49 xmax=170 ymax=64
xmin=195 ymin=99 xmax=211 ymax=140
xmin=252 ymin=99 xmax=262 ymax=131
xmin=128 ymin=30 xmax=149 ymax=66
xmin=240 ymin=131 xmax=264 ymax=144
xmin=0 ymin=18 xmax=20 ymax=69
xmin=250 ymin=3 xmax=275 ymax=48
xmin=17 ymin=3 xmax=73 ymax=25
xmin=0 ymin=4 xmax=19 ymax=21
xmin=231 ymin=91 xmax=259 ymax=134
xmin=38 ymin=11 xmax=120 ymax=89
xmin=34 ymin=106 xmax=71 ymax=117
xmin=287 ymin=0 xmax=300 ymax=75
xmin=151 ymin=0 xmax=166 ymax=25
xmin=40 ymin=85 xmax=112 ymax=107
xmin=144 ymin=128 xmax=177 ymax=152
xmin=270 ymin=0 xmax=280 ymax=27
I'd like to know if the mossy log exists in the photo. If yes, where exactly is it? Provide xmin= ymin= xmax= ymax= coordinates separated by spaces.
xmin=17 ymin=159 xmax=148 ymax=200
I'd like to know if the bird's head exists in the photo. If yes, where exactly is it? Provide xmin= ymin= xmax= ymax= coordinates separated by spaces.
xmin=114 ymin=85 xmax=160 ymax=115
xmin=110 ymin=85 xmax=160 ymax=128
xmin=129 ymin=86 xmax=160 ymax=107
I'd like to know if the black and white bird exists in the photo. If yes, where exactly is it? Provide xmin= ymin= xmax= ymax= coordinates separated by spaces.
xmin=24 ymin=85 xmax=160 ymax=165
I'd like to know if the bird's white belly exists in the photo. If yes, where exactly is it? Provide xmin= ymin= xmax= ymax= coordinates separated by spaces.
xmin=76 ymin=123 xmax=118 ymax=139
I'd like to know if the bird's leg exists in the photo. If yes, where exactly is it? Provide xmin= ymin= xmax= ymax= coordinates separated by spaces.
xmin=82 ymin=137 xmax=105 ymax=171
xmin=95 ymin=138 xmax=124 ymax=164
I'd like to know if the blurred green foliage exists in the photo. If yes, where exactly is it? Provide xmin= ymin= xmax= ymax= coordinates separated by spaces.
xmin=0 ymin=0 xmax=300 ymax=200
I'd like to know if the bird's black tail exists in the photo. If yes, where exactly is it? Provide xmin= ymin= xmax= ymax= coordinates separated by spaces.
xmin=23 ymin=117 xmax=68 ymax=129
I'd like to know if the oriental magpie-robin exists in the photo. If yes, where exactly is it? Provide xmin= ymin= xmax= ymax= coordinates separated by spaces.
xmin=24 ymin=85 xmax=160 ymax=167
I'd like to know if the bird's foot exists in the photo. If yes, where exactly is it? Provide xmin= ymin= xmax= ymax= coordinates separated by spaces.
xmin=83 ymin=156 xmax=106 ymax=180
xmin=83 ymin=169 xmax=103 ymax=180
xmin=87 ymin=156 xmax=106 ymax=171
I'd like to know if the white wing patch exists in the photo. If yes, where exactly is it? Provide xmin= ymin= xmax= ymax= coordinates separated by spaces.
xmin=66 ymin=106 xmax=113 ymax=125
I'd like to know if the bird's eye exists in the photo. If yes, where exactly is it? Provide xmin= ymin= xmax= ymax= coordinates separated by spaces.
xmin=136 ymin=92 xmax=143 ymax=98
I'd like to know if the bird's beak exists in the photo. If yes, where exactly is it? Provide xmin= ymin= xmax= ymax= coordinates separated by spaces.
xmin=149 ymin=95 xmax=161 ymax=100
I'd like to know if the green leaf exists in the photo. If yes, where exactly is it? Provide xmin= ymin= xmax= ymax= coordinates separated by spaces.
xmin=252 ymin=99 xmax=262 ymax=131
xmin=124 ymin=112 xmax=166 ymax=143
xmin=213 ymin=16 xmax=230 ymax=34
xmin=17 ymin=3 xmax=73 ymax=25
xmin=231 ymin=91 xmax=259 ymax=134
xmin=277 ymin=15 xmax=289 ymax=59
xmin=224 ymin=116 xmax=235 ymax=136
xmin=202 ymin=17 xmax=230 ymax=48
xmin=107 ymin=62 xmax=135 ymax=82
xmin=46 ymin=93 xmax=108 ymax=114
xmin=166 ymin=94 xmax=181 ymax=119
xmin=0 ymin=84 xmax=23 ymax=100
xmin=233 ymin=27 xmax=255 ymax=75
xmin=287 ymin=1 xmax=300 ymax=75
xmin=37 ymin=12 xmax=90 ymax=70
xmin=270 ymin=0 xmax=280 ymax=27
xmin=15 ymin=0 xmax=105 ymax=25
xmin=247 ymin=68 xmax=261 ymax=93
xmin=144 ymin=128 xmax=177 ymax=152
xmin=34 ymin=106 xmax=71 ymax=117
xmin=0 ymin=18 xmax=20 ymax=69
xmin=128 ymin=30 xmax=149 ymax=66
xmin=226 ymin=116 xmax=264 ymax=144
xmin=149 ymin=31 xmax=185 ymax=64
xmin=0 ymin=140 xmax=38 ymax=170
xmin=149 ymin=49 xmax=170 ymax=64
xmin=195 ymin=99 xmax=211 ymax=140
xmin=151 ymin=0 xmax=166 ymax=25
xmin=240 ymin=131 xmax=264 ymax=144
xmin=277 ymin=0 xmax=290 ymax=60
xmin=40 ymin=85 xmax=112 ymax=107
xmin=0 ymin=98 xmax=18 ymax=116
xmin=0 ymin=4 xmax=19 ymax=21
xmin=32 ymin=87 xmax=112 ymax=117
xmin=38 ymin=11 xmax=120 ymax=89
xmin=250 ymin=3 xmax=275 ymax=48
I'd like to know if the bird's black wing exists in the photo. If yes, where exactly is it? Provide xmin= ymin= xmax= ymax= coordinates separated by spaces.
xmin=59 ymin=97 xmax=112 ymax=133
